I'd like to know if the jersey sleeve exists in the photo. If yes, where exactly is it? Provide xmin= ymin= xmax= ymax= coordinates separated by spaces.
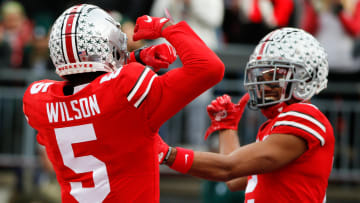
xmin=101 ymin=22 xmax=224 ymax=132
xmin=138 ymin=21 xmax=225 ymax=130
xmin=270 ymin=103 xmax=328 ymax=150
xmin=23 ymin=79 xmax=54 ymax=129
xmin=123 ymin=65 xmax=158 ymax=108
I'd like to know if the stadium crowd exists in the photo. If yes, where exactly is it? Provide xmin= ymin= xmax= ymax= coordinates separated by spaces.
xmin=1 ymin=0 xmax=360 ymax=203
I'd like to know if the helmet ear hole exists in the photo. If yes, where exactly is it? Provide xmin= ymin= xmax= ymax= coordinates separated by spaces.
xmin=112 ymin=47 xmax=121 ymax=61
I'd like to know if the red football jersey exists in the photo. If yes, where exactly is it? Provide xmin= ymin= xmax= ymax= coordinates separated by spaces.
xmin=23 ymin=22 xmax=224 ymax=203
xmin=245 ymin=103 xmax=334 ymax=203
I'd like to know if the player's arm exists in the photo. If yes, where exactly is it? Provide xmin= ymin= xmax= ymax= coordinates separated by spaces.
xmin=132 ymin=15 xmax=224 ymax=130
xmin=128 ymin=43 xmax=177 ymax=72
xmin=203 ymin=94 xmax=249 ymax=190
xmin=218 ymin=129 xmax=248 ymax=191
xmin=161 ymin=132 xmax=307 ymax=185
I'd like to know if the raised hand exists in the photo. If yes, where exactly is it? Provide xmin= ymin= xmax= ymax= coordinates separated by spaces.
xmin=140 ymin=43 xmax=177 ymax=71
xmin=204 ymin=93 xmax=250 ymax=140
xmin=133 ymin=15 xmax=169 ymax=41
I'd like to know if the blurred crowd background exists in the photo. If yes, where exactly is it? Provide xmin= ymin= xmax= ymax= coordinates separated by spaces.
xmin=1 ymin=0 xmax=360 ymax=202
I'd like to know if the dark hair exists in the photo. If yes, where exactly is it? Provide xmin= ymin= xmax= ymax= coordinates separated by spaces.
xmin=62 ymin=72 xmax=107 ymax=86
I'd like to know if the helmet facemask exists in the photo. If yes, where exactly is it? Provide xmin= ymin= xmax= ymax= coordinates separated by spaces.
xmin=245 ymin=60 xmax=303 ymax=109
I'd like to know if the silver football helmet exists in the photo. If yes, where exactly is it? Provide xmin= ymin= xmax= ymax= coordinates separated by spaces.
xmin=49 ymin=4 xmax=128 ymax=77
xmin=244 ymin=27 xmax=329 ymax=109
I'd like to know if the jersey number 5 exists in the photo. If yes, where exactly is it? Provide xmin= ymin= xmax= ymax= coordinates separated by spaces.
xmin=55 ymin=124 xmax=110 ymax=202
xmin=245 ymin=175 xmax=258 ymax=203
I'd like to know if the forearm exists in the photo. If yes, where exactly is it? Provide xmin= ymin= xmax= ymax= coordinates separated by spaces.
xmin=226 ymin=177 xmax=248 ymax=191
xmin=188 ymin=151 xmax=233 ymax=181
xmin=219 ymin=129 xmax=247 ymax=190
xmin=149 ymin=22 xmax=224 ymax=128
xmin=219 ymin=129 xmax=240 ymax=155
xmin=166 ymin=149 xmax=233 ymax=182
xmin=166 ymin=140 xmax=288 ymax=180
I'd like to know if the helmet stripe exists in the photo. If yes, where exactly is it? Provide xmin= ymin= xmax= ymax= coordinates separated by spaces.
xmin=63 ymin=5 xmax=83 ymax=63
xmin=257 ymin=31 xmax=275 ymax=60
xmin=73 ymin=6 xmax=85 ymax=63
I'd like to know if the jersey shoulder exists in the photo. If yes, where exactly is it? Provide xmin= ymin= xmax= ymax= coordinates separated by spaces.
xmin=271 ymin=102 xmax=333 ymax=148
xmin=98 ymin=63 xmax=158 ymax=109
xmin=24 ymin=79 xmax=59 ymax=96
xmin=23 ymin=79 xmax=63 ymax=129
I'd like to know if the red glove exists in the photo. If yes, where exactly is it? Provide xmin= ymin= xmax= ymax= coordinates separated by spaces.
xmin=133 ymin=15 xmax=169 ymax=41
xmin=156 ymin=134 xmax=171 ymax=164
xmin=129 ymin=43 xmax=177 ymax=71
xmin=204 ymin=93 xmax=250 ymax=140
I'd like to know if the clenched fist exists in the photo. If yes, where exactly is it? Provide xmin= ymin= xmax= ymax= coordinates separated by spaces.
xmin=133 ymin=15 xmax=169 ymax=41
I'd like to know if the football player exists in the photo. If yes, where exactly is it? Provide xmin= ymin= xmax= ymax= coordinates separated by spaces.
xmin=22 ymin=4 xmax=224 ymax=203
xmin=158 ymin=27 xmax=334 ymax=203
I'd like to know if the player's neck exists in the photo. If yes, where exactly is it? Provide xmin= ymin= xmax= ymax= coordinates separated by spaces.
xmin=62 ymin=72 xmax=106 ymax=95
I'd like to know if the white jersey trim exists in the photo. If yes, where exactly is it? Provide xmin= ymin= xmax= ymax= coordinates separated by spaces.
xmin=134 ymin=74 xmax=157 ymax=108
xmin=299 ymin=102 xmax=319 ymax=109
xmin=278 ymin=111 xmax=326 ymax=132
xmin=273 ymin=121 xmax=325 ymax=146
xmin=127 ymin=67 xmax=151 ymax=101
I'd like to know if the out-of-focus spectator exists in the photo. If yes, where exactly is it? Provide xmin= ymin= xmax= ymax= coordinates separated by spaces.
xmin=85 ymin=0 xmax=154 ymax=22
xmin=150 ymin=0 xmax=224 ymax=147
xmin=110 ymin=10 xmax=145 ymax=52
xmin=222 ymin=0 xmax=295 ymax=44
xmin=29 ymin=13 xmax=53 ymax=75
xmin=0 ymin=23 xmax=11 ymax=67
xmin=0 ymin=1 xmax=34 ymax=68
xmin=151 ymin=0 xmax=224 ymax=50
xmin=37 ymin=146 xmax=61 ymax=203
xmin=301 ymin=0 xmax=360 ymax=73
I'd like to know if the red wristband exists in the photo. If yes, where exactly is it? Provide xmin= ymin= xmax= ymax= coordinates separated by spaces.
xmin=170 ymin=147 xmax=194 ymax=174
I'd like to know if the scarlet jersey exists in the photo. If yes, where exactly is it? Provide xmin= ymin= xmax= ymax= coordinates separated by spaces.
xmin=245 ymin=103 xmax=334 ymax=203
xmin=23 ymin=22 xmax=224 ymax=203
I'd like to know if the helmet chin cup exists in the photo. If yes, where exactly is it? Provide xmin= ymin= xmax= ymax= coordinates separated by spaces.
xmin=49 ymin=4 xmax=128 ymax=77
xmin=244 ymin=27 xmax=328 ymax=109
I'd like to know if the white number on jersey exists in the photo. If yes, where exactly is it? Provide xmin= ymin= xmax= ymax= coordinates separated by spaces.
xmin=245 ymin=175 xmax=258 ymax=203
xmin=30 ymin=82 xmax=54 ymax=94
xmin=54 ymin=124 xmax=110 ymax=202
xmin=99 ymin=67 xmax=122 ymax=84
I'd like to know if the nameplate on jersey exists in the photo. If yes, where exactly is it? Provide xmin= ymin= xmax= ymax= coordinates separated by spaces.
xmin=46 ymin=94 xmax=100 ymax=123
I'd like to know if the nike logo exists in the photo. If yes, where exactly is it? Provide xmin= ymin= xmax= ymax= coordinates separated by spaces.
xmin=160 ymin=18 xmax=168 ymax=23
xmin=145 ymin=16 xmax=152 ymax=23
xmin=158 ymin=152 xmax=164 ymax=163
xmin=215 ymin=110 xmax=227 ymax=121
xmin=185 ymin=154 xmax=189 ymax=165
